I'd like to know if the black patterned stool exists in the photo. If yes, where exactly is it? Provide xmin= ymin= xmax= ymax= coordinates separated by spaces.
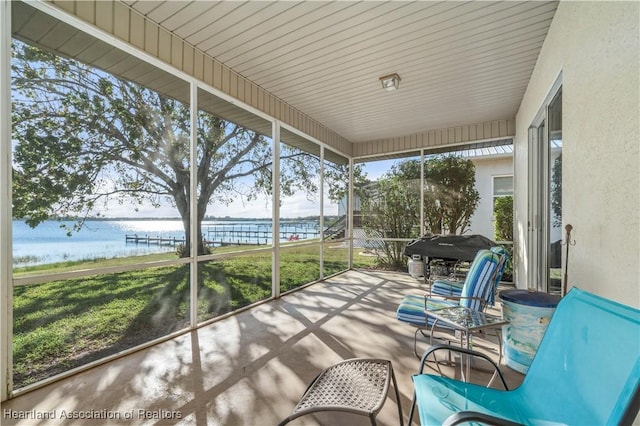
xmin=278 ymin=358 xmax=403 ymax=426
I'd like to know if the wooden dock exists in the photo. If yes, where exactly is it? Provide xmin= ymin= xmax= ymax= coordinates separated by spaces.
xmin=205 ymin=223 xmax=320 ymax=242
xmin=125 ymin=235 xmax=185 ymax=246
xmin=125 ymin=234 xmax=267 ymax=248
xmin=125 ymin=221 xmax=329 ymax=248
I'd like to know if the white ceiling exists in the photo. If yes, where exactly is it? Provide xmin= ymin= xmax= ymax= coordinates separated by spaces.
xmin=126 ymin=1 xmax=558 ymax=143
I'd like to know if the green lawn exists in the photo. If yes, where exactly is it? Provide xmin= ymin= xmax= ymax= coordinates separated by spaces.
xmin=12 ymin=244 xmax=376 ymax=388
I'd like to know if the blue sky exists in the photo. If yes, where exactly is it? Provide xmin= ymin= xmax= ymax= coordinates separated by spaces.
xmin=100 ymin=158 xmax=404 ymax=218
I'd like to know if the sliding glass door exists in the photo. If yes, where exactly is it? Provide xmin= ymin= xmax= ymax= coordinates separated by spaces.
xmin=528 ymin=83 xmax=562 ymax=293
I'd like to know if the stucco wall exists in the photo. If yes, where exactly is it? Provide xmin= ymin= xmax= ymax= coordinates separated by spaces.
xmin=468 ymin=156 xmax=513 ymax=239
xmin=514 ymin=1 xmax=639 ymax=307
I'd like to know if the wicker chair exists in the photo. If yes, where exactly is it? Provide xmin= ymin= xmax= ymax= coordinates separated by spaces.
xmin=278 ymin=358 xmax=403 ymax=426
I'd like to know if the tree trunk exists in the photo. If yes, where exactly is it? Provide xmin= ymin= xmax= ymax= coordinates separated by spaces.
xmin=172 ymin=185 xmax=209 ymax=258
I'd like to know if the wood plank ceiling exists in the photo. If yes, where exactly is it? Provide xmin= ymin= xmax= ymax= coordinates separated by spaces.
xmin=123 ymin=1 xmax=558 ymax=143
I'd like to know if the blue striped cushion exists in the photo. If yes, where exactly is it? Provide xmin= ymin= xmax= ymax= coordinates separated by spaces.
xmin=487 ymin=246 xmax=510 ymax=305
xmin=430 ymin=279 xmax=464 ymax=297
xmin=459 ymin=249 xmax=500 ymax=311
xmin=396 ymin=294 xmax=458 ymax=326
xmin=490 ymin=245 xmax=509 ymax=258
xmin=429 ymin=247 xmax=509 ymax=303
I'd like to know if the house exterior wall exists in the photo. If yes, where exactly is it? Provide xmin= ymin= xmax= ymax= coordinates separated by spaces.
xmin=514 ymin=1 xmax=639 ymax=306
xmin=468 ymin=156 xmax=513 ymax=240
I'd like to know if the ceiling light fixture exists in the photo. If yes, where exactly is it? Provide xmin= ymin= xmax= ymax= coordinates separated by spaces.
xmin=379 ymin=73 xmax=401 ymax=91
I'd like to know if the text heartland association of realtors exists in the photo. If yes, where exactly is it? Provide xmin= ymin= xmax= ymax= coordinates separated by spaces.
xmin=3 ymin=408 xmax=182 ymax=420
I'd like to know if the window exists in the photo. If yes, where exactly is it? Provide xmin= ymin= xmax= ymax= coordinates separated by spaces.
xmin=493 ymin=176 xmax=514 ymax=198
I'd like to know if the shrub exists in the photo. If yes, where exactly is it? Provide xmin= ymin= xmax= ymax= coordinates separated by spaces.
xmin=494 ymin=196 xmax=513 ymax=241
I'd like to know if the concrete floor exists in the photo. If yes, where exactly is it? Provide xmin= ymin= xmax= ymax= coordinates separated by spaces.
xmin=2 ymin=269 xmax=524 ymax=425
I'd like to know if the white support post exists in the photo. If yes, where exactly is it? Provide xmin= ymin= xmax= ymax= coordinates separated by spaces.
xmin=272 ymin=122 xmax=281 ymax=298
xmin=0 ymin=0 xmax=12 ymax=401
xmin=420 ymin=149 xmax=425 ymax=236
xmin=319 ymin=147 xmax=324 ymax=280
xmin=189 ymin=83 xmax=198 ymax=327
xmin=348 ymin=158 xmax=354 ymax=268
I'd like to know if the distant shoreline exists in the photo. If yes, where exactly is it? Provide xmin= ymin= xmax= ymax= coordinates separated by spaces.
xmin=12 ymin=217 xmax=342 ymax=267
xmin=13 ymin=216 xmax=337 ymax=222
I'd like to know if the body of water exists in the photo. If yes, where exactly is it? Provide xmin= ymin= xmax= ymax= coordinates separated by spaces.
xmin=13 ymin=219 xmax=320 ymax=267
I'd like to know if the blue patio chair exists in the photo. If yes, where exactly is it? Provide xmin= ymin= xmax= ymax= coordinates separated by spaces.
xmin=429 ymin=246 xmax=509 ymax=306
xmin=397 ymin=249 xmax=502 ymax=356
xmin=408 ymin=287 xmax=640 ymax=425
